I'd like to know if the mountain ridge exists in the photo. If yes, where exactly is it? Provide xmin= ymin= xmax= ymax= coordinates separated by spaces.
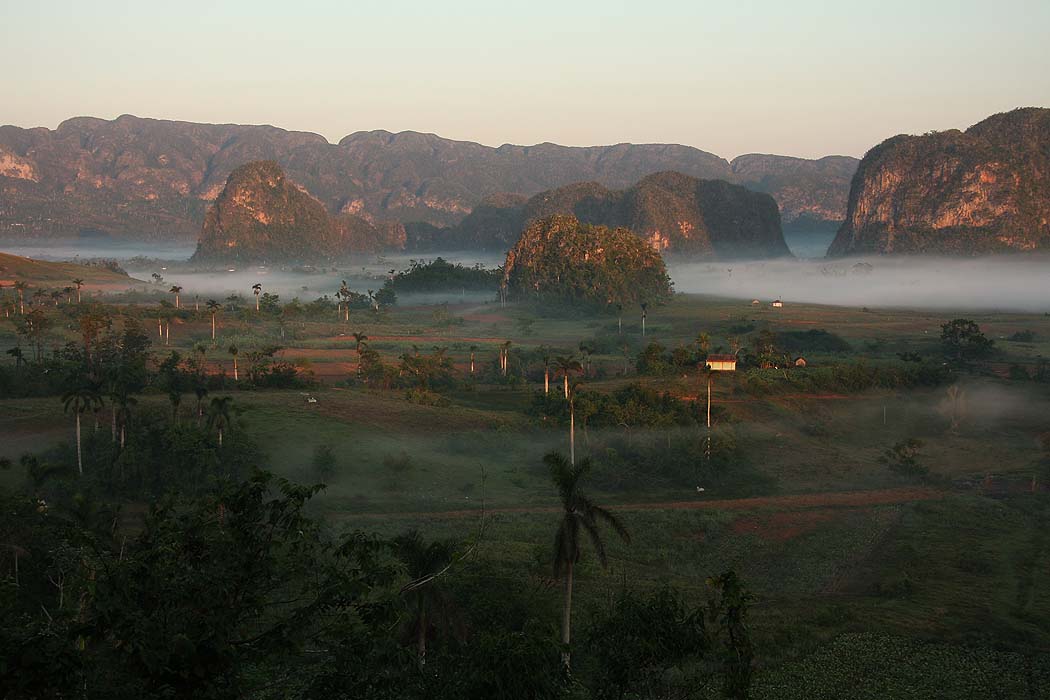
xmin=1 ymin=114 xmax=857 ymax=244
xmin=414 ymin=171 xmax=791 ymax=259
xmin=829 ymin=108 xmax=1050 ymax=256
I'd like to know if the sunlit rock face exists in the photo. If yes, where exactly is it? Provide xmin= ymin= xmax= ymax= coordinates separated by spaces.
xmin=829 ymin=108 xmax=1050 ymax=256
xmin=192 ymin=161 xmax=399 ymax=263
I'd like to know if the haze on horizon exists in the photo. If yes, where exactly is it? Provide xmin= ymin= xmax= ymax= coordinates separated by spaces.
xmin=3 ymin=0 xmax=1048 ymax=160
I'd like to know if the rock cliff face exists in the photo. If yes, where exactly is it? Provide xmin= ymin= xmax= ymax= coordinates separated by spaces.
xmin=0 ymin=114 xmax=854 ymax=242
xmin=421 ymin=172 xmax=790 ymax=259
xmin=192 ymin=162 xmax=399 ymax=262
xmin=829 ymin=108 xmax=1050 ymax=256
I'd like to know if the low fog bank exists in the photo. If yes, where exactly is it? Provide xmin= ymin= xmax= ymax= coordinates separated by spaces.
xmin=122 ymin=250 xmax=506 ymax=301
xmin=0 ymin=240 xmax=197 ymax=262
xmin=669 ymin=256 xmax=1050 ymax=313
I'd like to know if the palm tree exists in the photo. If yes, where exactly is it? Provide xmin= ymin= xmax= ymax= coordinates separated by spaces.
xmin=701 ymin=361 xmax=715 ymax=429
xmin=6 ymin=346 xmax=24 ymax=371
xmin=554 ymin=355 xmax=582 ymax=399
xmin=640 ymin=301 xmax=648 ymax=337
xmin=469 ymin=345 xmax=478 ymax=375
xmin=578 ymin=342 xmax=595 ymax=377
xmin=192 ymin=385 xmax=209 ymax=426
xmin=567 ymin=381 xmax=582 ymax=465
xmin=13 ymin=281 xmax=27 ymax=315
xmin=113 ymin=392 xmax=137 ymax=450
xmin=338 ymin=280 xmax=350 ymax=321
xmin=62 ymin=286 xmax=75 ymax=304
xmin=546 ymin=451 xmax=630 ymax=669
xmin=540 ymin=345 xmax=553 ymax=394
xmin=168 ymin=388 xmax=183 ymax=425
xmin=252 ymin=283 xmax=262 ymax=311
xmin=71 ymin=278 xmax=84 ymax=303
xmin=208 ymin=396 xmax=233 ymax=447
xmin=394 ymin=531 xmax=459 ymax=666
xmin=193 ymin=343 xmax=208 ymax=382
xmin=206 ymin=299 xmax=221 ymax=340
xmin=696 ymin=332 xmax=711 ymax=359
xmin=228 ymin=345 xmax=239 ymax=381
xmin=169 ymin=285 xmax=183 ymax=309
xmin=499 ymin=340 xmax=512 ymax=376
xmin=352 ymin=332 xmax=368 ymax=352
xmin=62 ymin=383 xmax=103 ymax=476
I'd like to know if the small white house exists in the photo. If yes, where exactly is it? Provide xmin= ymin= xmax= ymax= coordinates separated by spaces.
xmin=772 ymin=299 xmax=784 ymax=308
xmin=705 ymin=354 xmax=738 ymax=372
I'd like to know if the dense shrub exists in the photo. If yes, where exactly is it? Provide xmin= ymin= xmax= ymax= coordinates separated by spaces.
xmin=740 ymin=361 xmax=949 ymax=395
xmin=775 ymin=329 xmax=852 ymax=354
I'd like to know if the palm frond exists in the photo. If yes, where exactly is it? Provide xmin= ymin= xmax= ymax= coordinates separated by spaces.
xmin=580 ymin=516 xmax=609 ymax=568
xmin=589 ymin=503 xmax=631 ymax=544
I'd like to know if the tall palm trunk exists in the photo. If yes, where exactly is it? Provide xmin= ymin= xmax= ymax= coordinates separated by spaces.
xmin=707 ymin=374 xmax=713 ymax=429
xmin=416 ymin=599 xmax=427 ymax=666
xmin=211 ymin=313 xmax=216 ymax=340
xmin=544 ymin=369 xmax=550 ymax=394
xmin=563 ymin=375 xmax=569 ymax=399
xmin=233 ymin=356 xmax=238 ymax=381
xmin=75 ymin=414 xmax=83 ymax=476
xmin=569 ymin=401 xmax=576 ymax=466
xmin=218 ymin=427 xmax=223 ymax=447
xmin=561 ymin=558 xmax=574 ymax=669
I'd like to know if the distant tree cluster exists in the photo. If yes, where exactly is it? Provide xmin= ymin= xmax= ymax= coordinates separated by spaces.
xmin=384 ymin=257 xmax=502 ymax=294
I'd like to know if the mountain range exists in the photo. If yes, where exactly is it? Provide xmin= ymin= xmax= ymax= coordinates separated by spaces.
xmin=410 ymin=171 xmax=790 ymax=258
xmin=0 ymin=114 xmax=857 ymax=246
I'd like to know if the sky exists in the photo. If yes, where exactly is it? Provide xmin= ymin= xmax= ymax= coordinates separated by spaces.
xmin=2 ymin=0 xmax=1048 ymax=159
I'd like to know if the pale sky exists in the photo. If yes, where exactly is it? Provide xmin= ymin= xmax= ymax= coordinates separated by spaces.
xmin=2 ymin=0 xmax=1048 ymax=159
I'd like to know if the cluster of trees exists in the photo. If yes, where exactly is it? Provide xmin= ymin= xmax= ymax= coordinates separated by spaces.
xmin=532 ymin=383 xmax=702 ymax=432
xmin=940 ymin=319 xmax=994 ymax=363
xmin=740 ymin=361 xmax=949 ymax=396
xmin=383 ymin=258 xmax=502 ymax=294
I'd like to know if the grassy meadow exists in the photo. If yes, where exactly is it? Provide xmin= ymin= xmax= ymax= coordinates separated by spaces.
xmin=2 ymin=284 xmax=1050 ymax=694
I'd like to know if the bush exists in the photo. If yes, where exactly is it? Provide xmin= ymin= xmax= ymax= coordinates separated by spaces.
xmin=741 ymin=361 xmax=949 ymax=396
xmin=312 ymin=444 xmax=337 ymax=482
xmin=878 ymin=438 xmax=928 ymax=479
xmin=776 ymin=329 xmax=852 ymax=354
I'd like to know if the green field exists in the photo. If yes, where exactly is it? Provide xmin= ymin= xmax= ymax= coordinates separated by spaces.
xmin=3 ymin=289 xmax=1050 ymax=696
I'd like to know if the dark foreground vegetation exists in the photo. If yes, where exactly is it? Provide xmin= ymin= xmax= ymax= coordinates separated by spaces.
xmin=1 ymin=450 xmax=753 ymax=699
